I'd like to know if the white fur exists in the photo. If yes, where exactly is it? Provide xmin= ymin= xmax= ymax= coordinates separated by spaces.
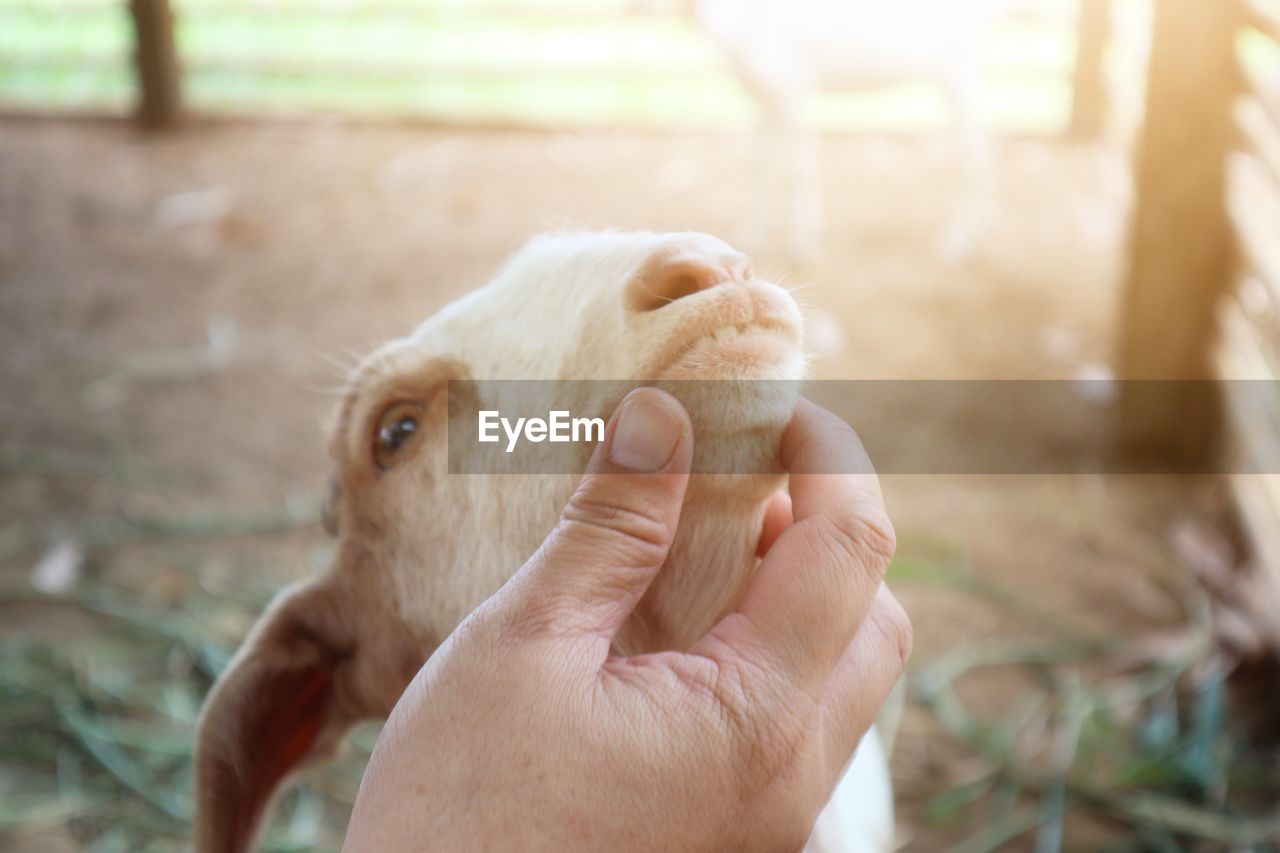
xmin=808 ymin=731 xmax=894 ymax=852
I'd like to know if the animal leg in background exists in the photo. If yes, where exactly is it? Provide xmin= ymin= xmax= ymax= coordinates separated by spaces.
xmin=748 ymin=97 xmax=823 ymax=265
xmin=936 ymin=64 xmax=994 ymax=261
xmin=784 ymin=105 xmax=823 ymax=265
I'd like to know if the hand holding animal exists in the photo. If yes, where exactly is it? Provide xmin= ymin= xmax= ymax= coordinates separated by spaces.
xmin=344 ymin=388 xmax=911 ymax=850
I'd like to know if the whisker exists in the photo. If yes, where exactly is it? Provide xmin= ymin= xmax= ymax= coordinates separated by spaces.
xmin=302 ymin=380 xmax=355 ymax=398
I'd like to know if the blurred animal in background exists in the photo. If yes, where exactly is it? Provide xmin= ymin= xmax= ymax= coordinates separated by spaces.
xmin=193 ymin=231 xmax=895 ymax=852
xmin=636 ymin=0 xmax=1059 ymax=263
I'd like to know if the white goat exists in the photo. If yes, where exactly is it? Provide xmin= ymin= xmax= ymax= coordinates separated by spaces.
xmin=194 ymin=231 xmax=896 ymax=852
xmin=646 ymin=0 xmax=1041 ymax=261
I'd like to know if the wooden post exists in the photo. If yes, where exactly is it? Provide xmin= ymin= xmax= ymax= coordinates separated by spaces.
xmin=1070 ymin=0 xmax=1111 ymax=140
xmin=1117 ymin=0 xmax=1241 ymax=462
xmin=129 ymin=0 xmax=182 ymax=130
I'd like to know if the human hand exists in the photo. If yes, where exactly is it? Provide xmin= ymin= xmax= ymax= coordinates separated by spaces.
xmin=344 ymin=388 xmax=911 ymax=851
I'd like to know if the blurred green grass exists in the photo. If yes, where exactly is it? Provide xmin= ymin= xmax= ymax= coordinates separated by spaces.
xmin=0 ymin=0 xmax=1077 ymax=131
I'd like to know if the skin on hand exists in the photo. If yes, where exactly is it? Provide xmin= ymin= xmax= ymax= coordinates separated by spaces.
xmin=343 ymin=388 xmax=912 ymax=852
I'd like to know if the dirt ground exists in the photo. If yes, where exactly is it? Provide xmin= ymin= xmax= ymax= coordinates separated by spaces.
xmin=0 ymin=119 xmax=1229 ymax=850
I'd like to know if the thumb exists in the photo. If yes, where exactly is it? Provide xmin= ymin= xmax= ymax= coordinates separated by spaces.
xmin=508 ymin=387 xmax=693 ymax=647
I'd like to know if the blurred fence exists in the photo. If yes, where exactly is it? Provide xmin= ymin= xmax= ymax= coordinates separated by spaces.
xmin=1112 ymin=0 xmax=1280 ymax=592
xmin=0 ymin=0 xmax=1090 ymax=132
xmin=1220 ymin=1 xmax=1280 ymax=583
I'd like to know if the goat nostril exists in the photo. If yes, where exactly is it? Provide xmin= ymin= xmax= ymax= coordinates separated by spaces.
xmin=628 ymin=257 xmax=739 ymax=313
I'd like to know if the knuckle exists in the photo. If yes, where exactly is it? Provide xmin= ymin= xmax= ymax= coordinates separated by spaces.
xmin=499 ymin=589 xmax=567 ymax=644
xmin=560 ymin=486 xmax=672 ymax=567
xmin=866 ymin=511 xmax=898 ymax=563
xmin=492 ymin=596 xmax=592 ymax=671
xmin=496 ymin=583 xmax=604 ymax=651
xmin=874 ymin=594 xmax=914 ymax=669
xmin=821 ymin=505 xmax=896 ymax=574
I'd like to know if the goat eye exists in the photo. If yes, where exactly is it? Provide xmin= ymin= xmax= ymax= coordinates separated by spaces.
xmin=373 ymin=402 xmax=425 ymax=470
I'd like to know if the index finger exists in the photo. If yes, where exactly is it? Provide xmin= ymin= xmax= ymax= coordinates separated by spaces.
xmin=701 ymin=399 xmax=895 ymax=691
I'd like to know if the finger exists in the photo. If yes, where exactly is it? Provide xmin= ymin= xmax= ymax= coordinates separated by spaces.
xmin=704 ymin=398 xmax=895 ymax=691
xmin=755 ymin=491 xmax=793 ymax=558
xmin=820 ymin=586 xmax=912 ymax=779
xmin=505 ymin=387 xmax=693 ymax=647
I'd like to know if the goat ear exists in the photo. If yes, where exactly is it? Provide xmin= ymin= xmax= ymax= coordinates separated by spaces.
xmin=194 ymin=571 xmax=418 ymax=853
